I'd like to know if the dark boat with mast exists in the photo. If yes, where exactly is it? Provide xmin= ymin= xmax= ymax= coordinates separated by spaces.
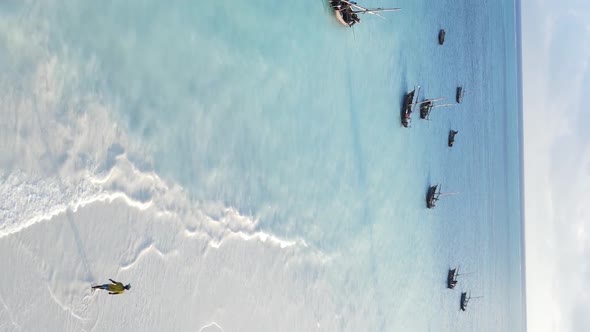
xmin=330 ymin=0 xmax=401 ymax=27
xmin=401 ymin=86 xmax=421 ymax=127
xmin=448 ymin=130 xmax=458 ymax=147
xmin=460 ymin=292 xmax=469 ymax=311
xmin=447 ymin=266 xmax=472 ymax=289
xmin=438 ymin=29 xmax=446 ymax=45
xmin=460 ymin=291 xmax=483 ymax=311
xmin=456 ymin=86 xmax=464 ymax=103
xmin=447 ymin=267 xmax=459 ymax=289
xmin=426 ymin=184 xmax=457 ymax=209
xmin=419 ymin=98 xmax=453 ymax=120
xmin=426 ymin=185 xmax=439 ymax=208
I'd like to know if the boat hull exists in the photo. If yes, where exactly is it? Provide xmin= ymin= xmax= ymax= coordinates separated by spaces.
xmin=420 ymin=101 xmax=432 ymax=119
xmin=448 ymin=130 xmax=457 ymax=147
xmin=401 ymin=90 xmax=416 ymax=127
xmin=330 ymin=1 xmax=353 ymax=27
xmin=447 ymin=268 xmax=457 ymax=289
xmin=460 ymin=292 xmax=468 ymax=311
xmin=438 ymin=29 xmax=446 ymax=45
xmin=426 ymin=185 xmax=438 ymax=208
xmin=456 ymin=86 xmax=463 ymax=103
xmin=333 ymin=9 xmax=350 ymax=26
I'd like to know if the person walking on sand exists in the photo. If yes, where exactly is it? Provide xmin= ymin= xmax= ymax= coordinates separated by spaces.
xmin=92 ymin=279 xmax=131 ymax=295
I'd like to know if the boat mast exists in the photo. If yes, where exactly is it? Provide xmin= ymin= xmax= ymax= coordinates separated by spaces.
xmin=352 ymin=7 xmax=402 ymax=14
xmin=343 ymin=1 xmax=402 ymax=19
xmin=431 ymin=103 xmax=454 ymax=108
xmin=414 ymin=85 xmax=421 ymax=104
xmin=438 ymin=191 xmax=458 ymax=197
xmin=417 ymin=97 xmax=445 ymax=105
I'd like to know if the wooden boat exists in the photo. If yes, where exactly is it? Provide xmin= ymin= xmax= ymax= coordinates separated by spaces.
xmin=447 ymin=268 xmax=458 ymax=289
xmin=460 ymin=292 xmax=469 ymax=311
xmin=460 ymin=291 xmax=483 ymax=311
xmin=447 ymin=266 xmax=472 ymax=289
xmin=330 ymin=0 xmax=358 ymax=26
xmin=401 ymin=86 xmax=420 ymax=128
xmin=330 ymin=0 xmax=401 ymax=27
xmin=438 ymin=29 xmax=446 ymax=45
xmin=456 ymin=86 xmax=464 ymax=103
xmin=426 ymin=185 xmax=439 ymax=209
xmin=426 ymin=185 xmax=457 ymax=209
xmin=448 ymin=130 xmax=458 ymax=147
xmin=419 ymin=98 xmax=453 ymax=120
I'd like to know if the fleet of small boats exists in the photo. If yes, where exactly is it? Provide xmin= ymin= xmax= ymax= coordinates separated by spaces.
xmin=327 ymin=2 xmax=482 ymax=313
xmin=448 ymin=269 xmax=481 ymax=311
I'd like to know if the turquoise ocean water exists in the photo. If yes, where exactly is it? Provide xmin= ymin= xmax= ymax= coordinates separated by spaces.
xmin=2 ymin=0 xmax=525 ymax=330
